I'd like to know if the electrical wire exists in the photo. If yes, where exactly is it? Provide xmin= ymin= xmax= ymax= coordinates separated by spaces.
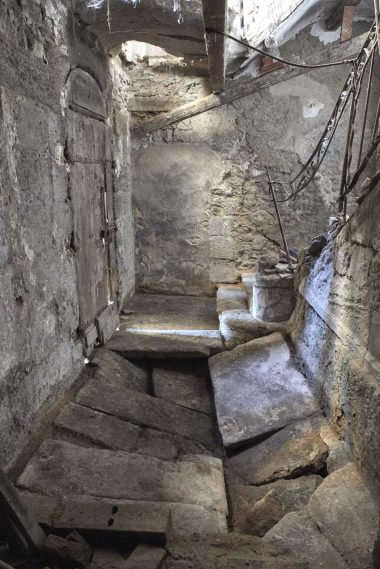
xmin=204 ymin=29 xmax=356 ymax=69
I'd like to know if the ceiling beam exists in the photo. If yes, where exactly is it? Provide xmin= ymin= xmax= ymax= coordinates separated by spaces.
xmin=202 ymin=0 xmax=227 ymax=93
xmin=132 ymin=32 xmax=367 ymax=137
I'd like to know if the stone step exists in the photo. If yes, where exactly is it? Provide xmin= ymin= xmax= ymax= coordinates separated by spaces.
xmin=166 ymin=534 xmax=308 ymax=569
xmin=152 ymin=368 xmax=213 ymax=415
xmin=216 ymin=284 xmax=248 ymax=314
xmin=227 ymin=416 xmax=328 ymax=485
xmin=124 ymin=544 xmax=166 ymax=569
xmin=91 ymin=349 xmax=149 ymax=393
xmin=75 ymin=376 xmax=217 ymax=448
xmin=17 ymin=439 xmax=228 ymax=515
xmin=108 ymin=328 xmax=223 ymax=358
xmin=209 ymin=333 xmax=320 ymax=448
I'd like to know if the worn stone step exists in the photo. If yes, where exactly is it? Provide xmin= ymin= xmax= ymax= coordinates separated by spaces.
xmin=20 ymin=493 xmax=170 ymax=542
xmin=152 ymin=368 xmax=213 ymax=415
xmin=17 ymin=440 xmax=228 ymax=515
xmin=91 ymin=349 xmax=149 ymax=393
xmin=166 ymin=534 xmax=308 ymax=569
xmin=108 ymin=328 xmax=223 ymax=358
xmin=227 ymin=416 xmax=328 ymax=485
xmin=264 ymin=511 xmax=348 ymax=569
xmin=75 ymin=377 xmax=216 ymax=447
xmin=306 ymin=463 xmax=379 ymax=569
xmin=209 ymin=333 xmax=320 ymax=448
xmin=216 ymin=285 xmax=247 ymax=314
xmin=229 ymin=475 xmax=323 ymax=536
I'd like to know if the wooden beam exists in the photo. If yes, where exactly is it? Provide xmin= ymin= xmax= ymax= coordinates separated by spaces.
xmin=0 ymin=468 xmax=46 ymax=552
xmin=341 ymin=6 xmax=355 ymax=43
xmin=202 ymin=0 xmax=227 ymax=93
xmin=132 ymin=32 xmax=367 ymax=137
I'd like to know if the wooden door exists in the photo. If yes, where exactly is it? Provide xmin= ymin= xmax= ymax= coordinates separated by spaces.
xmin=65 ymin=69 xmax=117 ymax=346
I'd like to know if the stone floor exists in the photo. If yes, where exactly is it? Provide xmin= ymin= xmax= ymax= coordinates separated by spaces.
xmin=16 ymin=294 xmax=380 ymax=569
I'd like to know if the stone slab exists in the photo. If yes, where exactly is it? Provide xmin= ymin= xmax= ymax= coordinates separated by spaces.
xmin=91 ymin=349 xmax=148 ymax=393
xmin=125 ymin=544 xmax=166 ymax=569
xmin=307 ymin=463 xmax=379 ymax=569
xmin=216 ymin=285 xmax=247 ymax=314
xmin=168 ymin=504 xmax=227 ymax=536
xmin=264 ymin=511 xmax=348 ymax=569
xmin=20 ymin=493 xmax=170 ymax=541
xmin=152 ymin=368 xmax=213 ymax=414
xmin=121 ymin=294 xmax=220 ymax=331
xmin=209 ymin=333 xmax=320 ymax=447
xmin=229 ymin=475 xmax=323 ymax=535
xmin=55 ymin=403 xmax=141 ymax=451
xmin=76 ymin=377 xmax=216 ymax=447
xmin=227 ymin=417 xmax=328 ymax=485
xmin=92 ymin=548 xmax=129 ymax=569
xmin=18 ymin=440 xmax=228 ymax=515
xmin=108 ymin=329 xmax=223 ymax=358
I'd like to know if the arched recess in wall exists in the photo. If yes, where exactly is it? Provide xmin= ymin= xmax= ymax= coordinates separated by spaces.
xmin=65 ymin=68 xmax=118 ymax=352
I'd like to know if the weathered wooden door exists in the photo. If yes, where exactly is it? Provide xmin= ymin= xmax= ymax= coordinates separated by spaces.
xmin=65 ymin=69 xmax=118 ymax=349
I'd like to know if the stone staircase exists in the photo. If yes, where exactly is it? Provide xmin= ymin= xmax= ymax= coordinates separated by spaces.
xmin=15 ymin=292 xmax=379 ymax=569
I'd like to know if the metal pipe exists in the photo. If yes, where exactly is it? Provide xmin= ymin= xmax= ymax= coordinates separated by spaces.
xmin=266 ymin=168 xmax=292 ymax=270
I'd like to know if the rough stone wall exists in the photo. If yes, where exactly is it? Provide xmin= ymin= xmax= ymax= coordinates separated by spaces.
xmin=0 ymin=0 xmax=133 ymax=469
xmin=130 ymin=27 xmax=375 ymax=296
xmin=293 ymin=184 xmax=380 ymax=502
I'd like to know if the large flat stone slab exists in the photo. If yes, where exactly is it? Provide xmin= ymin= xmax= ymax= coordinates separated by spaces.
xmin=91 ymin=349 xmax=148 ymax=393
xmin=227 ymin=417 xmax=328 ymax=485
xmin=216 ymin=285 xmax=247 ymax=314
xmin=122 ymin=294 xmax=220 ymax=331
xmin=109 ymin=294 xmax=223 ymax=358
xmin=307 ymin=463 xmax=379 ymax=569
xmin=108 ymin=329 xmax=223 ymax=358
xmin=264 ymin=511 xmax=348 ymax=569
xmin=209 ymin=333 xmax=320 ymax=447
xmin=18 ymin=440 xmax=228 ymax=515
xmin=76 ymin=377 xmax=216 ymax=447
xmin=152 ymin=368 xmax=213 ymax=414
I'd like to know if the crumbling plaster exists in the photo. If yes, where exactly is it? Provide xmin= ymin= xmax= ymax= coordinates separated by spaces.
xmin=0 ymin=0 xmax=134 ymax=469
xmin=130 ymin=26 xmax=376 ymax=295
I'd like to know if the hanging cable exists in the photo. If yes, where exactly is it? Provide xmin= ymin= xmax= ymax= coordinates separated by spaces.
xmin=204 ymin=29 xmax=357 ymax=69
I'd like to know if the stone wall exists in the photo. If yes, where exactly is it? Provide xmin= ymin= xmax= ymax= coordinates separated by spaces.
xmin=130 ymin=26 xmax=375 ymax=295
xmin=293 ymin=184 xmax=380 ymax=502
xmin=0 ymin=0 xmax=133 ymax=469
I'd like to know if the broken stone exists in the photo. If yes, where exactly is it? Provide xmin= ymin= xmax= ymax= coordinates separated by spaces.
xmin=152 ymin=368 xmax=213 ymax=414
xmin=91 ymin=348 xmax=149 ymax=393
xmin=307 ymin=462 xmax=379 ymax=569
xmin=319 ymin=423 xmax=351 ymax=473
xmin=244 ymin=490 xmax=284 ymax=537
xmin=209 ymin=334 xmax=320 ymax=448
xmin=168 ymin=504 xmax=227 ymax=537
xmin=92 ymin=548 xmax=129 ymax=569
xmin=42 ymin=531 xmax=92 ymax=569
xmin=216 ymin=285 xmax=247 ymax=314
xmin=227 ymin=417 xmax=328 ymax=485
xmin=229 ymin=475 xmax=322 ymax=535
xmin=125 ymin=544 xmax=166 ymax=569
xmin=76 ymin=377 xmax=216 ymax=447
xmin=264 ymin=511 xmax=347 ymax=569
xmin=18 ymin=440 xmax=228 ymax=515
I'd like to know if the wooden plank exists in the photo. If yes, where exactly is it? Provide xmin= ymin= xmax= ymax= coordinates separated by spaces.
xmin=0 ymin=468 xmax=46 ymax=552
xmin=341 ymin=6 xmax=355 ymax=43
xmin=132 ymin=32 xmax=367 ymax=136
xmin=202 ymin=0 xmax=227 ymax=92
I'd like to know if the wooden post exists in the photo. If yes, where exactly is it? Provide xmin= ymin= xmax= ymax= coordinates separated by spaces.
xmin=0 ymin=468 xmax=46 ymax=553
